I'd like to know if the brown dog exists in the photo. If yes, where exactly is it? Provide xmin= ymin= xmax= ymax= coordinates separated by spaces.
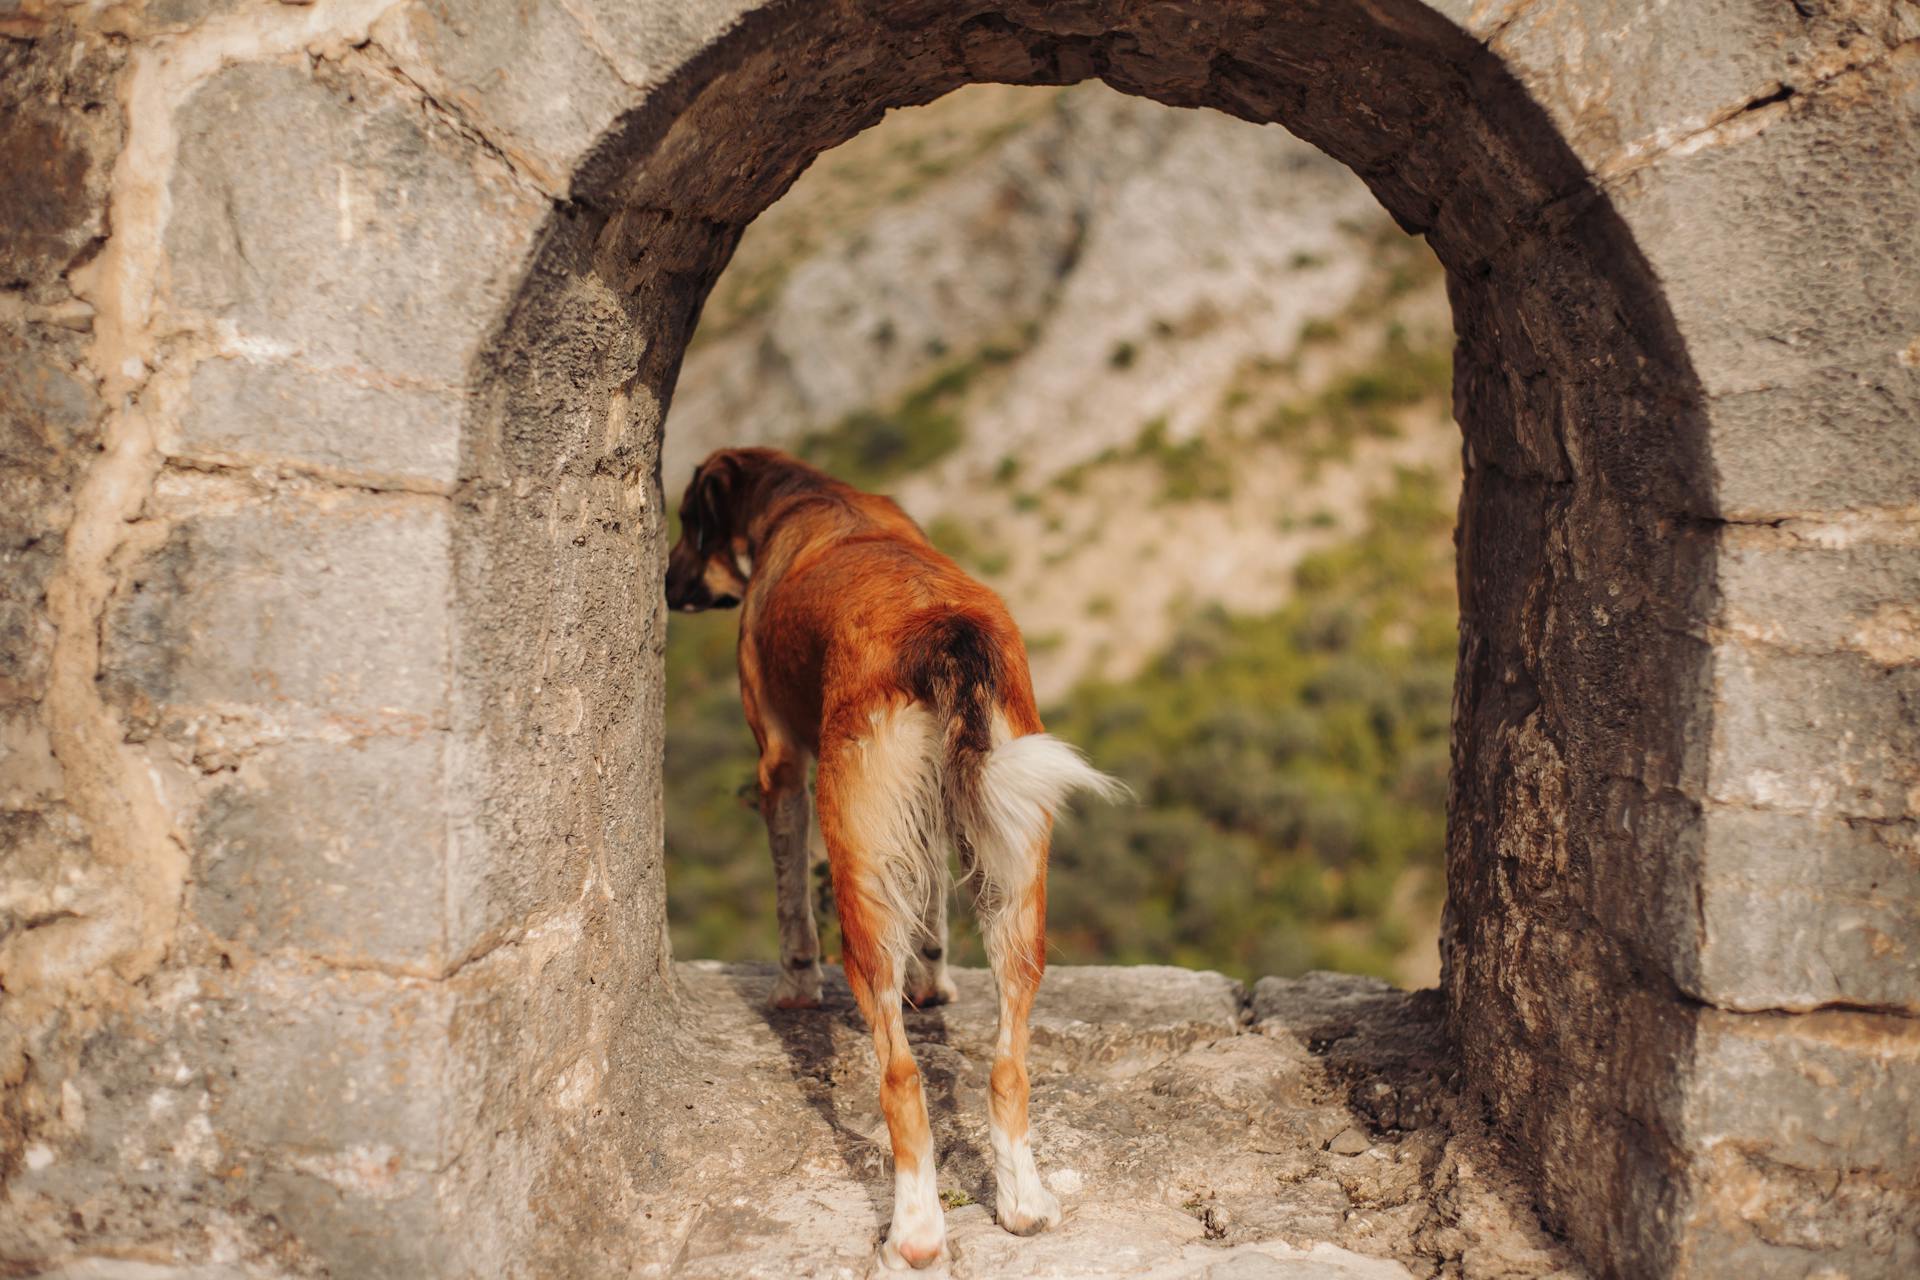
xmin=665 ymin=447 xmax=1124 ymax=1270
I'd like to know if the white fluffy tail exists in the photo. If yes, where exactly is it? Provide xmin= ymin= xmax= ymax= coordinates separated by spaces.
xmin=960 ymin=732 xmax=1130 ymax=896
xmin=832 ymin=705 xmax=1128 ymax=974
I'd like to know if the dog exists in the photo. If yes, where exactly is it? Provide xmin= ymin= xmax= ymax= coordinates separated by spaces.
xmin=665 ymin=446 xmax=1125 ymax=1270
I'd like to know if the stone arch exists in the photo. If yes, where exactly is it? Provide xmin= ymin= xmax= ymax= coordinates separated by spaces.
xmin=2 ymin=2 xmax=1913 ymax=1278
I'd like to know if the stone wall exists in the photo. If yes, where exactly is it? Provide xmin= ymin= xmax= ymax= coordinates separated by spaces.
xmin=1 ymin=1 xmax=1914 ymax=1277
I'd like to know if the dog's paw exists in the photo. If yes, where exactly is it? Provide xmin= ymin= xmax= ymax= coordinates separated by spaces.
xmin=904 ymin=970 xmax=959 ymax=1009
xmin=875 ymin=1232 xmax=949 ymax=1274
xmin=769 ymin=964 xmax=824 ymax=1010
xmin=996 ymin=1182 xmax=1061 ymax=1237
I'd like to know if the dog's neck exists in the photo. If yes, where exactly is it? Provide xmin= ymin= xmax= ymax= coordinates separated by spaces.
xmin=730 ymin=458 xmax=922 ymax=590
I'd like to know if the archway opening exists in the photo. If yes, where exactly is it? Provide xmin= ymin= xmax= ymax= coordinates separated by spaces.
xmin=462 ymin=4 xmax=1713 ymax=1275
xmin=660 ymin=81 xmax=1458 ymax=990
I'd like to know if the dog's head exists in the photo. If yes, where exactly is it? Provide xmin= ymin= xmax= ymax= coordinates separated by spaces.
xmin=666 ymin=451 xmax=752 ymax=612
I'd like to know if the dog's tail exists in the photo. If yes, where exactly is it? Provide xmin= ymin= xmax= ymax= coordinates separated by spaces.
xmin=900 ymin=614 xmax=1129 ymax=971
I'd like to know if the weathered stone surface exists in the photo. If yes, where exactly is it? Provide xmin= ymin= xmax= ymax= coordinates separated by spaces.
xmin=1705 ymin=374 xmax=1920 ymax=517
xmin=1671 ymin=1008 xmax=1920 ymax=1277
xmin=0 ymin=31 xmax=122 ymax=291
xmin=102 ymin=494 xmax=451 ymax=726
xmin=1484 ymin=0 xmax=1919 ymax=178
xmin=1708 ymin=644 xmax=1919 ymax=820
xmin=448 ymin=237 xmax=663 ymax=963
xmin=1694 ymin=807 xmax=1919 ymax=1014
xmin=166 ymin=60 xmax=547 ymax=386
xmin=1717 ymin=524 xmax=1920 ymax=661
xmin=173 ymin=356 xmax=465 ymax=486
xmin=6 ymin=1 xmax=1916 ymax=1277
xmin=641 ymin=964 xmax=1579 ymax=1280
xmin=0 ymin=313 xmax=98 ymax=705
xmin=370 ymin=0 xmax=642 ymax=195
xmin=190 ymin=735 xmax=447 ymax=967
xmin=1 ymin=960 xmax=455 ymax=1274
xmin=1025 ymin=963 xmax=1245 ymax=1069
xmin=1603 ymin=45 xmax=1920 ymax=512
xmin=1688 ymin=1007 xmax=1920 ymax=1175
xmin=202 ymin=963 xmax=452 ymax=1162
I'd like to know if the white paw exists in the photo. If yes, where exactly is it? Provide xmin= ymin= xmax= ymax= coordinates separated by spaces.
xmin=876 ymin=1227 xmax=948 ymax=1272
xmin=996 ymin=1181 xmax=1060 ymax=1237
xmin=905 ymin=969 xmax=958 ymax=1009
xmin=769 ymin=963 xmax=823 ymax=1009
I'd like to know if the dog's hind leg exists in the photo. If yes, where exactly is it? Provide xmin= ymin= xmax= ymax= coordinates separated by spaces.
xmin=846 ymin=927 xmax=945 ymax=1271
xmin=760 ymin=740 xmax=823 ymax=1009
xmin=819 ymin=709 xmax=949 ymax=1271
xmin=978 ymin=839 xmax=1061 ymax=1237
xmin=904 ymin=869 xmax=958 ymax=1009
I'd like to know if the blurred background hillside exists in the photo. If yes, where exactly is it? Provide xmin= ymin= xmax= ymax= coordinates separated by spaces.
xmin=662 ymin=84 xmax=1459 ymax=988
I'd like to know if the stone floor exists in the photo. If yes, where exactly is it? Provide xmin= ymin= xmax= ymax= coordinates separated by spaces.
xmin=631 ymin=964 xmax=1585 ymax=1279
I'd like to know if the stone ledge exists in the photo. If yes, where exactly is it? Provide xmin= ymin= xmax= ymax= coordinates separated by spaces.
xmin=646 ymin=963 xmax=1580 ymax=1279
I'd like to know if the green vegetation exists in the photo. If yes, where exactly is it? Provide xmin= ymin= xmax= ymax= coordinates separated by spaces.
xmin=661 ymin=468 xmax=1456 ymax=984
xmin=795 ymin=341 xmax=1018 ymax=490
xmin=1131 ymin=417 xmax=1235 ymax=504
xmin=660 ymin=606 xmax=799 ymax=963
xmin=1039 ymin=467 xmax=1455 ymax=980
xmin=1258 ymin=328 xmax=1452 ymax=470
xmin=1299 ymin=317 xmax=1342 ymax=345
xmin=1050 ymin=419 xmax=1238 ymax=505
xmin=924 ymin=514 xmax=1009 ymax=577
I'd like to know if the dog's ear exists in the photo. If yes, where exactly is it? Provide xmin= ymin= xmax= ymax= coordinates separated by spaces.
xmin=684 ymin=455 xmax=739 ymax=555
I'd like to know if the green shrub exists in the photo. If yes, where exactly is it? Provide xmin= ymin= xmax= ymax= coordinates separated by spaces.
xmin=1042 ymin=467 xmax=1456 ymax=980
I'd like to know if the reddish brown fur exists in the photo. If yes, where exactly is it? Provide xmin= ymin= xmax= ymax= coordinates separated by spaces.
xmin=667 ymin=447 xmax=1056 ymax=1263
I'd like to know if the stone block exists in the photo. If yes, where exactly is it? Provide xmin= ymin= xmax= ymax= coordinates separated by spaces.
xmin=250 ymin=1166 xmax=449 ymax=1280
xmin=1716 ymin=525 xmax=1920 ymax=662
xmin=1705 ymin=373 xmax=1920 ymax=518
xmin=0 ymin=32 xmax=121 ymax=288
xmin=1486 ymin=0 xmax=1919 ymax=178
xmin=203 ymin=962 xmax=451 ymax=1160
xmin=563 ymin=0 xmax=789 ymax=94
xmin=166 ymin=61 xmax=547 ymax=387
xmin=103 ymin=495 xmax=450 ymax=724
xmin=141 ymin=0 xmax=251 ymax=31
xmin=1708 ymin=644 xmax=1920 ymax=821
xmin=1679 ymin=1143 xmax=1920 ymax=1277
xmin=175 ymin=357 xmax=464 ymax=487
xmin=1 ymin=318 xmax=100 ymax=470
xmin=191 ymin=735 xmax=447 ymax=967
xmin=1604 ymin=48 xmax=1920 ymax=516
xmin=1687 ymin=1007 xmax=1920 ymax=1176
xmin=371 ymin=0 xmax=642 ymax=194
xmin=2 ymin=315 xmax=101 ymax=705
xmin=1694 ymin=808 xmax=1918 ymax=1013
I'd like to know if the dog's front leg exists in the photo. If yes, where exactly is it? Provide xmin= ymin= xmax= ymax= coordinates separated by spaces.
xmin=763 ymin=753 xmax=824 ymax=1009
